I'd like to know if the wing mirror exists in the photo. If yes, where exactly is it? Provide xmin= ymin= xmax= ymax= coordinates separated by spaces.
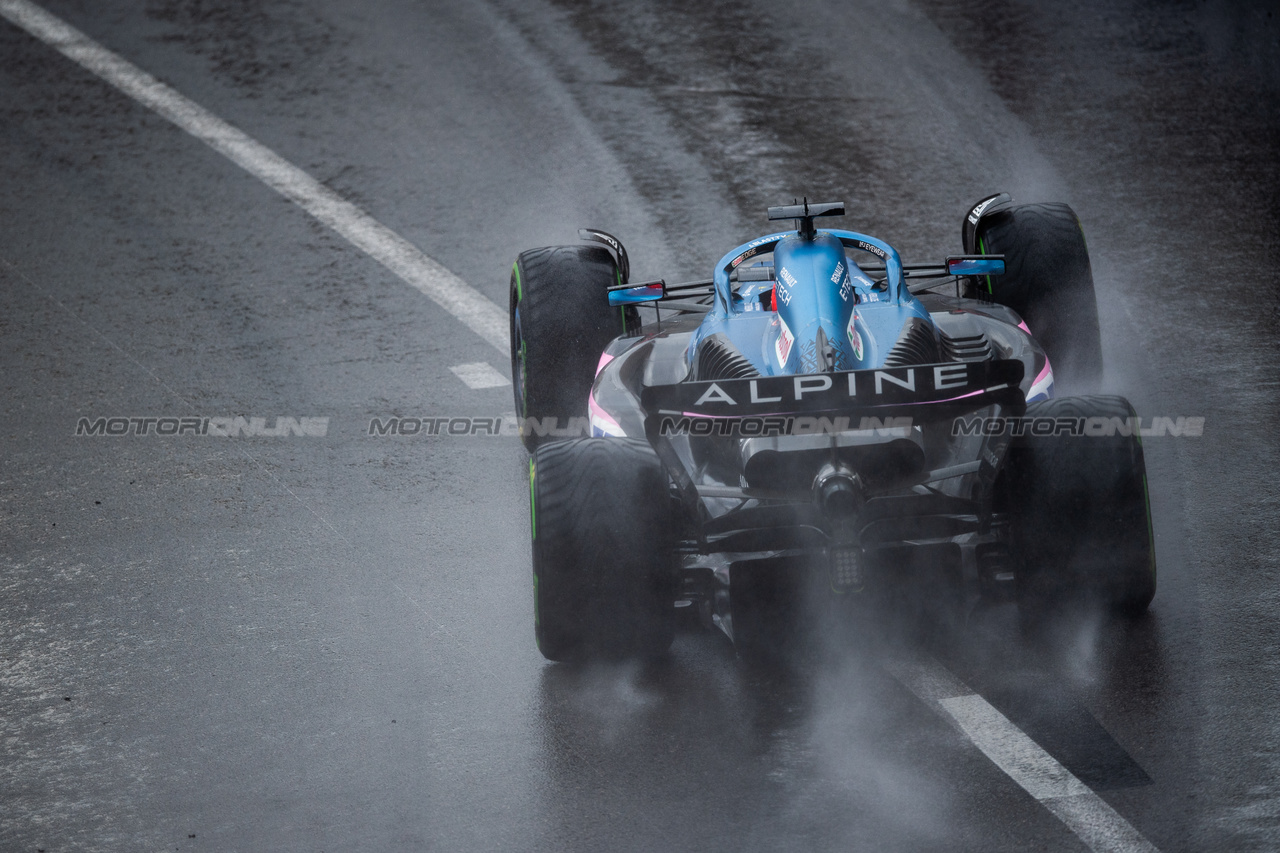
xmin=607 ymin=280 xmax=665 ymax=306
xmin=946 ymin=255 xmax=1005 ymax=276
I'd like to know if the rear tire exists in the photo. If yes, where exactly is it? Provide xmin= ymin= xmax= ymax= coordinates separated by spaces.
xmin=530 ymin=438 xmax=678 ymax=661
xmin=1002 ymin=395 xmax=1156 ymax=616
xmin=973 ymin=203 xmax=1103 ymax=389
xmin=510 ymin=246 xmax=630 ymax=452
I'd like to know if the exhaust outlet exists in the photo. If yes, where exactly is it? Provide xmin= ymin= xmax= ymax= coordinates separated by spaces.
xmin=813 ymin=462 xmax=864 ymax=520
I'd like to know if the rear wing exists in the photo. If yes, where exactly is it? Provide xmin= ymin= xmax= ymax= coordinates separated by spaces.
xmin=641 ymin=358 xmax=1025 ymax=425
xmin=639 ymin=359 xmax=1026 ymax=511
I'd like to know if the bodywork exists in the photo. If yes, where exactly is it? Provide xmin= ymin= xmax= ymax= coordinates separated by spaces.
xmin=587 ymin=221 xmax=1056 ymax=632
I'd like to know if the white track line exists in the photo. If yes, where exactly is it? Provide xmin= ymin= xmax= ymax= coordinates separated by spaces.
xmin=449 ymin=362 xmax=510 ymax=390
xmin=886 ymin=657 xmax=1160 ymax=853
xmin=0 ymin=0 xmax=508 ymax=355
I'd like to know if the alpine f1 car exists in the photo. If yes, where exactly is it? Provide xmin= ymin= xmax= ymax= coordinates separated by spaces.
xmin=510 ymin=195 xmax=1156 ymax=661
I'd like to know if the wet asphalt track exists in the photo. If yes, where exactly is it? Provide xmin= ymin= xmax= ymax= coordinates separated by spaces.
xmin=1 ymin=1 xmax=1278 ymax=850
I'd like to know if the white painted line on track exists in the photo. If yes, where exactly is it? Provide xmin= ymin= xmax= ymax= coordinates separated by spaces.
xmin=886 ymin=657 xmax=1160 ymax=853
xmin=0 ymin=0 xmax=509 ymax=355
xmin=941 ymin=694 xmax=1092 ymax=800
xmin=449 ymin=362 xmax=511 ymax=390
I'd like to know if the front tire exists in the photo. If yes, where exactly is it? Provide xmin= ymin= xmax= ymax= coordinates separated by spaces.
xmin=530 ymin=438 xmax=678 ymax=661
xmin=1002 ymin=395 xmax=1157 ymax=616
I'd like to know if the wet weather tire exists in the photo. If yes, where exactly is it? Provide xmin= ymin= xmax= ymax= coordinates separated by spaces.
xmin=1002 ymin=395 xmax=1157 ymax=615
xmin=510 ymin=246 xmax=629 ymax=452
xmin=530 ymin=438 xmax=678 ymax=661
xmin=974 ymin=203 xmax=1103 ymax=388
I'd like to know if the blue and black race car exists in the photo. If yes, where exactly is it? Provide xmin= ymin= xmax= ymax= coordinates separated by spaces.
xmin=510 ymin=195 xmax=1155 ymax=661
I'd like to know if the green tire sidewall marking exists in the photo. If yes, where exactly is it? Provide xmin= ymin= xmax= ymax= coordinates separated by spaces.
xmin=616 ymin=267 xmax=626 ymax=331
xmin=513 ymin=261 xmax=522 ymax=300
xmin=979 ymin=235 xmax=993 ymax=294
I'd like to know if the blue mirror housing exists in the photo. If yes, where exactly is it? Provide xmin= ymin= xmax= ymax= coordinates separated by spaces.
xmin=608 ymin=281 xmax=665 ymax=306
xmin=946 ymin=255 xmax=1005 ymax=277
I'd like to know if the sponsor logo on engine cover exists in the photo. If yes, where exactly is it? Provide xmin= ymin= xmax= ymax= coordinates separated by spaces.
xmin=775 ymin=278 xmax=792 ymax=306
xmin=775 ymin=316 xmax=794 ymax=366
xmin=832 ymin=262 xmax=854 ymax=302
xmin=846 ymin=314 xmax=864 ymax=360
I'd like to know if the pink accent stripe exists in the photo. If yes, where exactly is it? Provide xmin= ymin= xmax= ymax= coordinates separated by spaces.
xmin=896 ymin=384 xmax=993 ymax=404
xmin=589 ymin=392 xmax=622 ymax=431
xmin=680 ymin=410 xmax=789 ymax=419
xmin=1017 ymin=320 xmax=1032 ymax=335
xmin=590 ymin=353 xmax=623 ymax=432
xmin=1032 ymin=357 xmax=1052 ymax=389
